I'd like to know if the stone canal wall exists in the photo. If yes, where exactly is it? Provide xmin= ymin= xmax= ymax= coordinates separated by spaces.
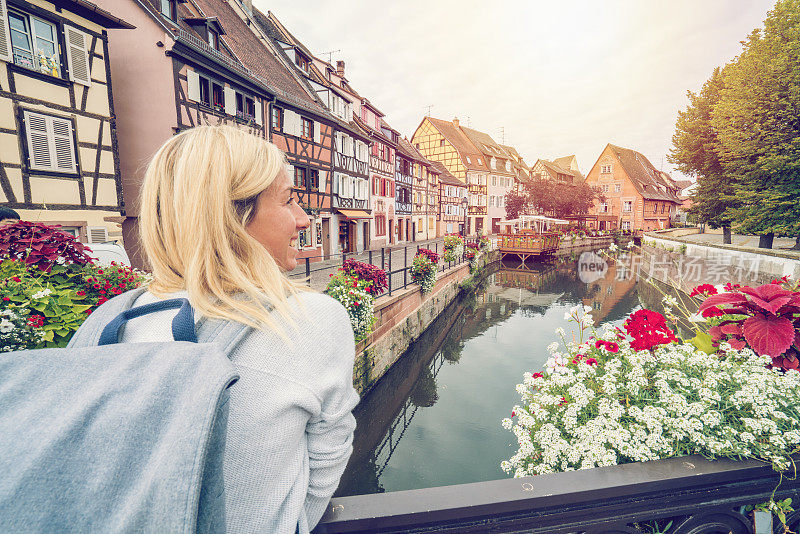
xmin=352 ymin=252 xmax=498 ymax=395
xmin=642 ymin=230 xmax=800 ymax=292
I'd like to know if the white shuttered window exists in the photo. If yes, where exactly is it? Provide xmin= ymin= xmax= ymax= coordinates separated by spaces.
xmin=0 ymin=0 xmax=12 ymax=62
xmin=23 ymin=110 xmax=77 ymax=173
xmin=65 ymin=25 xmax=90 ymax=86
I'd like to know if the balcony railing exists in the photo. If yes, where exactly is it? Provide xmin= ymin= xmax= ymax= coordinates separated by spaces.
xmin=321 ymin=454 xmax=799 ymax=532
xmin=468 ymin=206 xmax=487 ymax=215
xmin=468 ymin=184 xmax=487 ymax=194
xmin=395 ymin=201 xmax=413 ymax=214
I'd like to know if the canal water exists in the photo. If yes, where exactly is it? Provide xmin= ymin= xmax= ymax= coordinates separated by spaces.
xmin=335 ymin=254 xmax=643 ymax=497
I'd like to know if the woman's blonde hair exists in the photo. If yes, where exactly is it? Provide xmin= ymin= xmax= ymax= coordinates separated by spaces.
xmin=139 ymin=125 xmax=306 ymax=332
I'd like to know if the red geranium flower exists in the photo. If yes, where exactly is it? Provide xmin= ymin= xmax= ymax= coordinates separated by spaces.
xmin=585 ymin=357 xmax=598 ymax=366
xmin=624 ymin=309 xmax=678 ymax=351
xmin=701 ymin=306 xmax=725 ymax=318
xmin=690 ymin=284 xmax=718 ymax=297
xmin=531 ymin=372 xmax=543 ymax=379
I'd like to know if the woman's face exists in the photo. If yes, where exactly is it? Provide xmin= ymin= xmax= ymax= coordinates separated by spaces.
xmin=245 ymin=169 xmax=310 ymax=271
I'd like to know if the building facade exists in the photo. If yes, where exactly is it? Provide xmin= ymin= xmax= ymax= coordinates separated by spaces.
xmin=0 ymin=0 xmax=132 ymax=245
xmin=434 ymin=162 xmax=466 ymax=236
xmin=585 ymin=144 xmax=681 ymax=232
xmin=411 ymin=116 xmax=489 ymax=236
xmin=253 ymin=11 xmax=373 ymax=254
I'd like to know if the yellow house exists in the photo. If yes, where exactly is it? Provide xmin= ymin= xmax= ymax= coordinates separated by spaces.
xmin=0 ymin=0 xmax=132 ymax=244
xmin=411 ymin=116 xmax=489 ymax=236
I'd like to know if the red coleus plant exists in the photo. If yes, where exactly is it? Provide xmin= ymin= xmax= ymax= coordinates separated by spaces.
xmin=341 ymin=258 xmax=388 ymax=296
xmin=699 ymin=283 xmax=800 ymax=369
xmin=416 ymin=248 xmax=440 ymax=264
xmin=623 ymin=309 xmax=678 ymax=351
xmin=0 ymin=221 xmax=93 ymax=272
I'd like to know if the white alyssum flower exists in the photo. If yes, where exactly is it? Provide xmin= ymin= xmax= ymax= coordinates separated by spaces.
xmin=31 ymin=288 xmax=52 ymax=299
xmin=0 ymin=319 xmax=14 ymax=334
xmin=627 ymin=241 xmax=635 ymax=249
xmin=502 ymin=323 xmax=800 ymax=478
xmin=608 ymin=243 xmax=618 ymax=252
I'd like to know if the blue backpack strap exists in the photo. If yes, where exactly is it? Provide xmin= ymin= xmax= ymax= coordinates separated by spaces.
xmin=98 ymin=298 xmax=197 ymax=346
xmin=68 ymin=288 xmax=148 ymax=349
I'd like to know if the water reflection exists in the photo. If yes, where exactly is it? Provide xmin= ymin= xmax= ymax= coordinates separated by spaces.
xmin=336 ymin=255 xmax=642 ymax=497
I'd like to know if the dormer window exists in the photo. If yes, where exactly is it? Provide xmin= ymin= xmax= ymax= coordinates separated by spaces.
xmin=295 ymin=52 xmax=309 ymax=71
xmin=159 ymin=0 xmax=176 ymax=21
xmin=183 ymin=17 xmax=225 ymax=51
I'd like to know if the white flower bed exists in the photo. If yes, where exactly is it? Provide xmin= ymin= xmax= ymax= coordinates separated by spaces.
xmin=502 ymin=306 xmax=800 ymax=477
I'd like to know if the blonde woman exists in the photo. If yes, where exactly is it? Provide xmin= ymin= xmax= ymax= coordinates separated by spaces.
xmin=89 ymin=126 xmax=358 ymax=532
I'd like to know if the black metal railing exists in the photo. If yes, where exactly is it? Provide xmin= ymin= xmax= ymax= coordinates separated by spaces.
xmin=289 ymin=238 xmax=494 ymax=295
xmin=320 ymin=454 xmax=800 ymax=533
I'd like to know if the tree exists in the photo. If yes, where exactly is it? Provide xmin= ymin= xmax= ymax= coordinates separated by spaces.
xmin=711 ymin=0 xmax=800 ymax=248
xmin=504 ymin=190 xmax=526 ymax=220
xmin=669 ymin=67 xmax=736 ymax=244
xmin=517 ymin=178 xmax=602 ymax=219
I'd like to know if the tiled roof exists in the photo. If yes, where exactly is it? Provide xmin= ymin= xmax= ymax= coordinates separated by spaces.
xmin=431 ymin=161 xmax=462 ymax=185
xmin=553 ymin=155 xmax=576 ymax=169
xmin=500 ymin=144 xmax=530 ymax=170
xmin=539 ymin=159 xmax=577 ymax=178
xmin=608 ymin=144 xmax=681 ymax=203
xmin=192 ymin=0 xmax=327 ymax=116
xmin=396 ymin=137 xmax=426 ymax=162
xmin=426 ymin=117 xmax=488 ymax=171
xmin=459 ymin=126 xmax=509 ymax=160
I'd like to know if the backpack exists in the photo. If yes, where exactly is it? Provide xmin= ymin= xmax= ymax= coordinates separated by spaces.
xmin=0 ymin=288 xmax=248 ymax=533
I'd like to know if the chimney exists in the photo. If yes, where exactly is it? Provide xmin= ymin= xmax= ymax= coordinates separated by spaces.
xmin=453 ymin=117 xmax=459 ymax=127
xmin=336 ymin=60 xmax=345 ymax=77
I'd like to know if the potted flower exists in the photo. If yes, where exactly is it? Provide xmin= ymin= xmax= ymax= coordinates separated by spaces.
xmin=411 ymin=251 xmax=437 ymax=293
xmin=502 ymin=303 xmax=800 ymax=480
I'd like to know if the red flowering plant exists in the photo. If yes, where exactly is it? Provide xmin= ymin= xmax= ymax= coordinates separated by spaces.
xmin=341 ymin=258 xmax=387 ymax=296
xmin=0 ymin=222 xmax=148 ymax=350
xmin=417 ymin=248 xmax=440 ymax=264
xmin=697 ymin=281 xmax=800 ymax=370
xmin=623 ymin=309 xmax=679 ymax=351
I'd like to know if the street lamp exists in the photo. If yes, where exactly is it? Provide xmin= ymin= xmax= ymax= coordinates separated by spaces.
xmin=461 ymin=196 xmax=468 ymax=237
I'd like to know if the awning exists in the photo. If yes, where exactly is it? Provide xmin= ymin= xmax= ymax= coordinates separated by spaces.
xmin=337 ymin=209 xmax=371 ymax=220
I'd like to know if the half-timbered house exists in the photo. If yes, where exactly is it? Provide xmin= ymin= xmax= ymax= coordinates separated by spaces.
xmin=356 ymin=101 xmax=396 ymax=248
xmin=0 ymin=0 xmax=132 ymax=244
xmin=398 ymin=137 xmax=432 ymax=241
xmin=96 ymin=0 xmax=344 ymax=266
xmin=250 ymin=10 xmax=372 ymax=254
xmin=394 ymin=135 xmax=417 ymax=243
xmin=433 ymin=161 xmax=466 ymax=236
xmin=411 ymin=116 xmax=488 ymax=236
xmin=459 ymin=126 xmax=515 ymax=234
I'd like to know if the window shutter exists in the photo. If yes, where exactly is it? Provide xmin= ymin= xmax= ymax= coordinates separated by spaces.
xmin=254 ymin=100 xmax=262 ymax=125
xmin=313 ymin=121 xmax=321 ymax=144
xmin=285 ymin=163 xmax=294 ymax=182
xmin=283 ymin=109 xmax=296 ymax=136
xmin=51 ymin=117 xmax=77 ymax=172
xmin=24 ymin=111 xmax=76 ymax=173
xmin=24 ymin=111 xmax=52 ymax=170
xmin=187 ymin=70 xmax=200 ymax=102
xmin=0 ymin=0 xmax=11 ymax=62
xmin=224 ymin=87 xmax=236 ymax=115
xmin=65 ymin=26 xmax=91 ymax=86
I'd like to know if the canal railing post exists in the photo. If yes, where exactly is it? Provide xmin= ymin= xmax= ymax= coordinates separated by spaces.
xmin=368 ymin=250 xmax=373 ymax=267
xmin=381 ymin=247 xmax=386 ymax=270
xmin=305 ymin=257 xmax=310 ymax=279
xmin=388 ymin=252 xmax=392 ymax=296
xmin=403 ymin=246 xmax=408 ymax=289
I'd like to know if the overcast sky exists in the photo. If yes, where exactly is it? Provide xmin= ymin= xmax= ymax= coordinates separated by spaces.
xmin=253 ymin=0 xmax=775 ymax=181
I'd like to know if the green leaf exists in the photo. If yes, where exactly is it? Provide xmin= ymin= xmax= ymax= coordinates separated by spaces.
xmin=690 ymin=332 xmax=716 ymax=354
